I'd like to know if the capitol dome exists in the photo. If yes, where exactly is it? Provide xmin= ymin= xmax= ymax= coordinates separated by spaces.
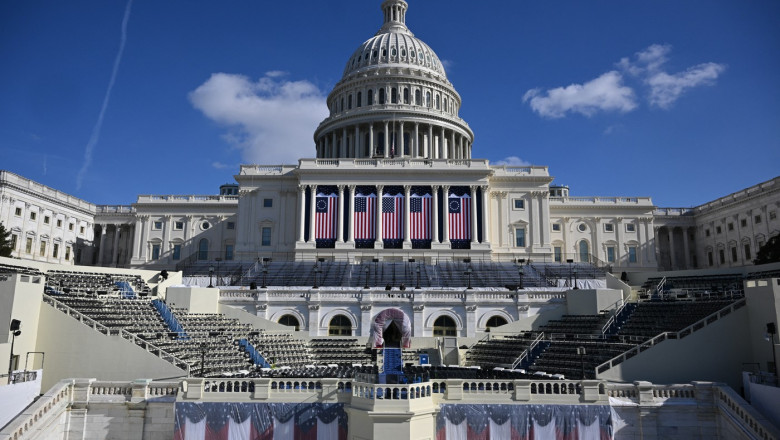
xmin=313 ymin=0 xmax=474 ymax=161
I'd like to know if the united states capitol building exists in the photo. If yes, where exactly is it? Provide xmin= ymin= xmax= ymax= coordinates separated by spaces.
xmin=2 ymin=1 xmax=780 ymax=439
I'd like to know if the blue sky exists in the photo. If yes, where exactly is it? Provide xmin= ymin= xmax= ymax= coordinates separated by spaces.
xmin=1 ymin=0 xmax=778 ymax=207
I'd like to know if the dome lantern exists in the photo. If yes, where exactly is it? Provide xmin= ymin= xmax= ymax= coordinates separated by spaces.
xmin=380 ymin=0 xmax=409 ymax=34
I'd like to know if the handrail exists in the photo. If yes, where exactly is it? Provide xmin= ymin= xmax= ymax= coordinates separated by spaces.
xmin=596 ymin=298 xmax=746 ymax=375
xmin=601 ymin=299 xmax=628 ymax=335
xmin=512 ymin=332 xmax=545 ymax=369
xmin=655 ymin=276 xmax=667 ymax=296
xmin=43 ymin=295 xmax=191 ymax=374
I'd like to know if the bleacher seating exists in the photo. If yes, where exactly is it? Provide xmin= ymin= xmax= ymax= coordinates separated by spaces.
xmin=464 ymin=333 xmax=540 ymax=369
xmin=529 ymin=340 xmax=636 ymax=379
xmin=309 ymin=338 xmax=373 ymax=365
xmin=539 ymin=314 xmax=609 ymax=336
xmin=641 ymin=274 xmax=743 ymax=298
xmin=46 ymin=270 xmax=151 ymax=296
xmin=617 ymin=299 xmax=735 ymax=339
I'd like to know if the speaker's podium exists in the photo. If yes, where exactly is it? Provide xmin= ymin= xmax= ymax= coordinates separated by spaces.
xmin=376 ymin=347 xmax=406 ymax=384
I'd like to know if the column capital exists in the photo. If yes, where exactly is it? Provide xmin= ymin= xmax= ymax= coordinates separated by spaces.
xmin=348 ymin=184 xmax=357 ymax=191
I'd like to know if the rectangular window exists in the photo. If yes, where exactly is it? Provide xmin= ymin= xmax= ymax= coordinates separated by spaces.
xmin=69 ymin=223 xmax=74 ymax=231
xmin=10 ymin=234 xmax=18 ymax=251
xmin=554 ymin=246 xmax=562 ymax=262
xmin=225 ymin=245 xmax=234 ymax=261
xmin=741 ymin=219 xmax=747 ymax=228
xmin=604 ymin=223 xmax=614 ymax=233
xmin=728 ymin=223 xmax=734 ymax=231
xmin=708 ymin=251 xmax=713 ymax=267
xmin=262 ymin=227 xmax=272 ymax=246
xmin=263 ymin=198 xmax=273 ymax=208
xmin=606 ymin=246 xmax=616 ymax=263
xmin=151 ymin=244 xmax=161 ymax=260
xmin=25 ymin=237 xmax=33 ymax=254
xmin=65 ymin=246 xmax=71 ymax=260
xmin=513 ymin=199 xmax=525 ymax=210
xmin=719 ymin=249 xmax=725 ymax=264
xmin=716 ymin=226 xmax=722 ymax=234
xmin=14 ymin=207 xmax=22 ymax=216
xmin=172 ymin=244 xmax=181 ymax=260
xmin=153 ymin=221 xmax=163 ymax=230
xmin=744 ymin=244 xmax=751 ymax=261
xmin=227 ymin=222 xmax=235 ymax=230
xmin=552 ymin=223 xmax=561 ymax=232
xmin=56 ymin=219 xmax=62 ymax=227
xmin=731 ymin=246 xmax=738 ymax=262
xmin=39 ymin=241 xmax=46 ymax=256
xmin=705 ymin=229 xmax=710 ymax=237
xmin=755 ymin=215 xmax=762 ymax=224
xmin=770 ymin=211 xmax=777 ymax=221
xmin=174 ymin=221 xmax=184 ymax=230
xmin=30 ymin=212 xmax=36 ymax=221
xmin=515 ymin=228 xmax=526 ymax=247
xmin=44 ymin=216 xmax=50 ymax=225
xmin=79 ymin=226 xmax=85 ymax=234
xmin=52 ymin=243 xmax=59 ymax=258
xmin=625 ymin=223 xmax=636 ymax=232
xmin=628 ymin=246 xmax=637 ymax=263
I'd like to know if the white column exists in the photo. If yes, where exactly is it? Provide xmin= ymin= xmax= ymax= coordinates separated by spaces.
xmin=162 ymin=215 xmax=171 ymax=260
xmin=348 ymin=185 xmax=356 ymax=243
xmin=682 ymin=228 xmax=690 ymax=269
xmin=668 ymin=227 xmax=677 ymax=269
xmin=451 ymin=131 xmax=456 ymax=160
xmin=403 ymin=185 xmax=411 ymax=247
xmin=540 ymin=192 xmax=551 ymax=248
xmin=413 ymin=123 xmax=419 ymax=157
xmin=354 ymin=125 xmax=360 ymax=158
xmin=375 ymin=185 xmax=384 ymax=247
xmin=132 ymin=217 xmax=143 ymax=261
xmin=440 ymin=127 xmax=447 ymax=159
xmin=383 ymin=122 xmax=390 ymax=158
xmin=97 ymin=227 xmax=107 ymax=265
xmin=341 ymin=128 xmax=347 ymax=158
xmin=112 ymin=225 xmax=121 ymax=266
xmin=442 ymin=185 xmax=450 ymax=244
xmin=298 ymin=185 xmax=306 ymax=242
xmin=337 ymin=185 xmax=345 ymax=243
xmin=470 ymin=186 xmax=478 ymax=244
xmin=428 ymin=125 xmax=434 ymax=159
xmin=369 ymin=124 xmax=374 ymax=157
xmin=399 ymin=121 xmax=405 ymax=157
xmin=481 ymin=186 xmax=491 ymax=245
xmin=331 ymin=132 xmax=337 ymax=158
xmin=309 ymin=185 xmax=317 ymax=242
xmin=460 ymin=136 xmax=465 ymax=160
xmin=432 ymin=185 xmax=440 ymax=243
xmin=139 ymin=216 xmax=148 ymax=261
xmin=531 ymin=192 xmax=541 ymax=248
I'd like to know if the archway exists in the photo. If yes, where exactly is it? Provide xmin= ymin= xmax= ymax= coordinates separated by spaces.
xmin=369 ymin=308 xmax=411 ymax=348
xmin=433 ymin=316 xmax=457 ymax=336
xmin=579 ymin=240 xmax=589 ymax=263
xmin=328 ymin=314 xmax=352 ymax=336
xmin=279 ymin=314 xmax=300 ymax=331
xmin=485 ymin=315 xmax=507 ymax=331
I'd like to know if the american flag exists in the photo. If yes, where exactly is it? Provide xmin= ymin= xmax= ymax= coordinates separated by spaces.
xmin=382 ymin=194 xmax=404 ymax=240
xmin=448 ymin=193 xmax=471 ymax=240
xmin=353 ymin=192 xmax=376 ymax=240
xmin=315 ymin=193 xmax=338 ymax=240
xmin=410 ymin=194 xmax=432 ymax=240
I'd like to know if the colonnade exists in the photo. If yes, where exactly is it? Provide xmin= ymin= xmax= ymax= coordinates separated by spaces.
xmin=297 ymin=184 xmax=489 ymax=248
xmin=316 ymin=121 xmax=471 ymax=160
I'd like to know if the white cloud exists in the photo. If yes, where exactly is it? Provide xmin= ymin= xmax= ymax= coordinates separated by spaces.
xmin=494 ymin=156 xmax=531 ymax=166
xmin=211 ymin=161 xmax=230 ymax=170
xmin=523 ymin=71 xmax=637 ymax=118
xmin=620 ymin=44 xmax=726 ymax=108
xmin=189 ymin=72 xmax=329 ymax=164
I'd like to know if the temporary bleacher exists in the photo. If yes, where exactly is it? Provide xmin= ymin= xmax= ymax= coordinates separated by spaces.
xmin=309 ymin=338 xmax=373 ymax=365
xmin=617 ymin=299 xmax=736 ymax=340
xmin=45 ymin=270 xmax=151 ymax=296
xmin=539 ymin=314 xmax=609 ymax=336
xmin=464 ymin=332 xmax=541 ymax=369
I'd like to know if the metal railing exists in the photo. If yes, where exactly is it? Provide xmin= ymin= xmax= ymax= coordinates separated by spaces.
xmin=43 ymin=295 xmax=191 ymax=374
xmin=512 ymin=332 xmax=546 ymax=369
xmin=596 ymin=298 xmax=746 ymax=374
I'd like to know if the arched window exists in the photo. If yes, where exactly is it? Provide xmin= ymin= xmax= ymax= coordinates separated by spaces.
xmin=433 ymin=316 xmax=457 ymax=336
xmin=403 ymin=87 xmax=409 ymax=104
xmin=435 ymin=95 xmax=440 ymax=109
xmin=379 ymin=88 xmax=386 ymax=105
xmin=377 ymin=132 xmax=385 ymax=156
xmin=329 ymin=315 xmax=352 ymax=336
xmin=279 ymin=315 xmax=300 ymax=331
xmin=579 ymin=240 xmax=590 ymax=263
xmin=368 ymin=89 xmax=374 ymax=105
xmin=357 ymin=91 xmax=362 ymax=107
xmin=425 ymin=91 xmax=431 ymax=108
xmin=198 ymin=238 xmax=209 ymax=260
xmin=348 ymin=94 xmax=352 ymax=110
xmin=443 ymin=97 xmax=448 ymax=112
xmin=340 ymin=98 xmax=344 ymax=112
xmin=391 ymin=88 xmax=398 ymax=104
xmin=415 ymin=90 xmax=421 ymax=105
xmin=485 ymin=316 xmax=507 ymax=330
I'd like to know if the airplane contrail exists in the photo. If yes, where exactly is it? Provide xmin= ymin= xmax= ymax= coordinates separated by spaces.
xmin=76 ymin=0 xmax=133 ymax=190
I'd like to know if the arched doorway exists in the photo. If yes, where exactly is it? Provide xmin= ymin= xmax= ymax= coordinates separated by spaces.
xmin=433 ymin=316 xmax=457 ymax=336
xmin=579 ymin=240 xmax=590 ymax=263
xmin=369 ymin=308 xmax=412 ymax=348
xmin=279 ymin=315 xmax=300 ymax=331
xmin=328 ymin=315 xmax=352 ymax=336
xmin=485 ymin=315 xmax=507 ymax=331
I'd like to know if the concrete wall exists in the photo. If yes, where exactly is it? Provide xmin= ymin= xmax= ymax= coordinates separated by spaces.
xmin=0 ymin=272 xmax=44 ymax=375
xmin=488 ymin=301 xmax=566 ymax=335
xmin=744 ymin=278 xmax=780 ymax=373
xmin=598 ymin=307 xmax=752 ymax=390
xmin=166 ymin=286 xmax=220 ymax=314
xmin=34 ymin=303 xmax=186 ymax=390
xmin=566 ymin=289 xmax=623 ymax=315
xmin=219 ymin=303 xmax=307 ymax=332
